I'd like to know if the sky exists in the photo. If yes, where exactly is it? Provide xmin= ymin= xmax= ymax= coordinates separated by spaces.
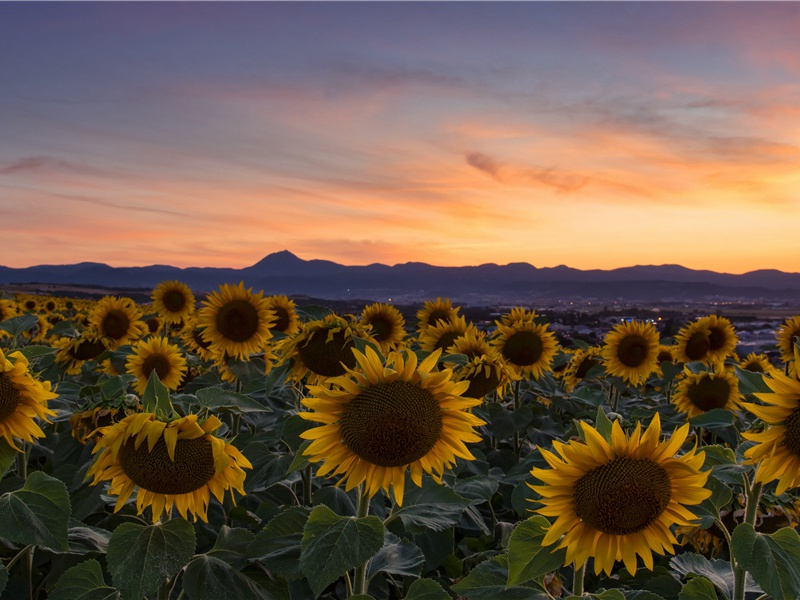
xmin=1 ymin=2 xmax=799 ymax=274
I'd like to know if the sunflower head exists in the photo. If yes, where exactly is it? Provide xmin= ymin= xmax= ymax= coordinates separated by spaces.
xmin=152 ymin=280 xmax=196 ymax=325
xmin=776 ymin=316 xmax=800 ymax=363
xmin=180 ymin=317 xmax=215 ymax=361
xmin=197 ymin=282 xmax=275 ymax=360
xmin=416 ymin=297 xmax=460 ymax=332
xmin=70 ymin=405 xmax=139 ymax=444
xmin=126 ymin=337 xmax=188 ymax=395
xmin=53 ymin=330 xmax=108 ymax=375
xmin=0 ymin=299 xmax=20 ymax=321
xmin=530 ymin=414 xmax=711 ymax=576
xmin=562 ymin=347 xmax=603 ymax=392
xmin=0 ymin=349 xmax=58 ymax=450
xmin=264 ymin=295 xmax=300 ymax=336
xmin=600 ymin=320 xmax=660 ymax=386
xmin=360 ymin=302 xmax=406 ymax=353
xmin=495 ymin=306 xmax=538 ymax=328
xmin=695 ymin=315 xmax=738 ymax=362
xmin=418 ymin=314 xmax=477 ymax=354
xmin=491 ymin=319 xmax=558 ymax=381
xmin=672 ymin=369 xmax=742 ymax=418
xmin=89 ymin=296 xmax=146 ymax=350
xmin=738 ymin=352 xmax=778 ymax=376
xmin=88 ymin=412 xmax=252 ymax=522
xmin=300 ymin=346 xmax=485 ymax=505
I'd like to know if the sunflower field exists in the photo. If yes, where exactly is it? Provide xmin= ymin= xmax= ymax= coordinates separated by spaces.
xmin=1 ymin=283 xmax=800 ymax=600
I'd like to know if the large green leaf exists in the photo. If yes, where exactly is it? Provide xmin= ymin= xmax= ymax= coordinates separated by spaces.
xmin=183 ymin=555 xmax=273 ymax=600
xmin=678 ymin=576 xmax=718 ymax=600
xmin=451 ymin=555 xmax=550 ymax=600
xmin=0 ymin=564 xmax=7 ymax=598
xmin=734 ymin=367 xmax=773 ymax=396
xmin=389 ymin=478 xmax=470 ymax=533
xmin=367 ymin=531 xmax=425 ymax=579
xmin=0 ymin=470 xmax=70 ymax=551
xmin=49 ymin=559 xmax=120 ymax=600
xmin=106 ymin=518 xmax=196 ymax=600
xmin=506 ymin=516 xmax=567 ymax=587
xmin=565 ymin=592 xmax=624 ymax=600
xmin=402 ymin=578 xmax=450 ymax=600
xmin=195 ymin=386 xmax=272 ymax=413
xmin=693 ymin=475 xmax=733 ymax=527
xmin=0 ymin=438 xmax=17 ymax=477
xmin=669 ymin=553 xmax=735 ymax=599
xmin=206 ymin=526 xmax=255 ymax=570
xmin=688 ymin=409 xmax=734 ymax=429
xmin=731 ymin=523 xmax=800 ymax=600
xmin=140 ymin=370 xmax=174 ymax=418
xmin=0 ymin=313 xmax=39 ymax=336
xmin=67 ymin=523 xmax=112 ymax=555
xmin=248 ymin=506 xmax=311 ymax=580
xmin=18 ymin=344 xmax=58 ymax=360
xmin=299 ymin=504 xmax=385 ymax=597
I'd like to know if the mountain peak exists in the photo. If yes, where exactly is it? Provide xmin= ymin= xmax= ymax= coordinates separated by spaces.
xmin=250 ymin=250 xmax=305 ymax=269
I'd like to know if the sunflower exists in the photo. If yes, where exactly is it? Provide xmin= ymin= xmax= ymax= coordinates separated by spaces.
xmin=742 ymin=373 xmax=800 ymax=495
xmin=152 ymin=280 xmax=196 ymax=325
xmin=416 ymin=297 xmax=460 ymax=332
xmin=360 ymin=302 xmax=406 ymax=353
xmin=264 ymin=295 xmax=300 ymax=336
xmin=496 ymin=307 xmax=538 ymax=327
xmin=299 ymin=346 xmax=484 ymax=505
xmin=70 ymin=405 xmax=139 ymax=445
xmin=563 ymin=347 xmax=603 ymax=392
xmin=197 ymin=282 xmax=275 ymax=360
xmin=530 ymin=414 xmax=711 ymax=576
xmin=89 ymin=296 xmax=145 ymax=350
xmin=674 ymin=320 xmax=711 ymax=364
xmin=0 ymin=298 xmax=19 ymax=321
xmin=491 ymin=319 xmax=558 ymax=381
xmin=418 ymin=315 xmax=477 ymax=354
xmin=125 ymin=337 xmax=188 ymax=395
xmin=88 ymin=412 xmax=252 ymax=522
xmin=53 ymin=331 xmax=108 ymax=375
xmin=776 ymin=315 xmax=800 ymax=364
xmin=738 ymin=352 xmax=778 ymax=376
xmin=672 ymin=370 xmax=742 ymax=419
xmin=143 ymin=314 xmax=163 ymax=337
xmin=601 ymin=320 xmax=660 ymax=386
xmin=655 ymin=344 xmax=677 ymax=371
xmin=695 ymin=315 xmax=738 ymax=363
xmin=0 ymin=349 xmax=58 ymax=450
xmin=180 ymin=318 xmax=215 ymax=361
xmin=279 ymin=313 xmax=369 ymax=382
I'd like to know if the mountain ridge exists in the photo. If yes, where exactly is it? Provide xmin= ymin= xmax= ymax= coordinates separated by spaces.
xmin=2 ymin=250 xmax=799 ymax=304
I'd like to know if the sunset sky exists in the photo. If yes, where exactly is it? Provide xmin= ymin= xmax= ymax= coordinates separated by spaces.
xmin=2 ymin=2 xmax=799 ymax=273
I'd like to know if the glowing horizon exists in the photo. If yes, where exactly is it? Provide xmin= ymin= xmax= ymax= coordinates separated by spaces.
xmin=2 ymin=3 xmax=799 ymax=275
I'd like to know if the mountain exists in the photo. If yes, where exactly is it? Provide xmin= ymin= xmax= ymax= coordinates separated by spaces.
xmin=2 ymin=251 xmax=799 ymax=304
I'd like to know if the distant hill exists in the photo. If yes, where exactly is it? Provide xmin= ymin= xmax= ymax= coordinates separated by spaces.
xmin=2 ymin=250 xmax=799 ymax=304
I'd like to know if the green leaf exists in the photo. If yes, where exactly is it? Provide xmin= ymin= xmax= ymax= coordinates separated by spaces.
xmin=140 ymin=370 xmax=174 ymax=418
xmin=299 ymin=504 xmax=385 ymax=597
xmin=367 ymin=531 xmax=425 ymax=579
xmin=207 ymin=526 xmax=255 ymax=570
xmin=286 ymin=440 xmax=311 ymax=473
xmin=49 ymin=559 xmax=120 ymax=600
xmin=454 ymin=475 xmax=499 ymax=504
xmin=0 ymin=438 xmax=18 ymax=477
xmin=594 ymin=407 xmax=614 ymax=441
xmin=18 ymin=344 xmax=57 ymax=360
xmin=68 ymin=524 xmax=112 ymax=555
xmin=183 ymin=555 xmax=273 ymax=600
xmin=688 ymin=409 xmax=734 ymax=429
xmin=669 ymin=553 xmax=735 ymax=599
xmin=402 ymin=578 xmax=450 ymax=600
xmin=195 ymin=386 xmax=271 ymax=413
xmin=451 ymin=555 xmax=550 ymax=600
xmin=734 ymin=366 xmax=773 ymax=396
xmin=0 ymin=564 xmax=7 ymax=599
xmin=694 ymin=475 xmax=733 ymax=527
xmin=248 ymin=506 xmax=311 ymax=580
xmin=391 ymin=478 xmax=471 ymax=533
xmin=565 ymin=592 xmax=625 ymax=600
xmin=623 ymin=592 xmax=666 ymax=600
xmin=678 ymin=576 xmax=719 ymax=600
xmin=506 ymin=516 xmax=567 ymax=587
xmin=0 ymin=313 xmax=39 ymax=336
xmin=731 ymin=523 xmax=800 ymax=600
xmin=106 ymin=518 xmax=196 ymax=600
xmin=0 ymin=470 xmax=71 ymax=551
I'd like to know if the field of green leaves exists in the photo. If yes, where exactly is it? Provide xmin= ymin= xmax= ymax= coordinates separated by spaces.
xmin=1 ymin=283 xmax=800 ymax=600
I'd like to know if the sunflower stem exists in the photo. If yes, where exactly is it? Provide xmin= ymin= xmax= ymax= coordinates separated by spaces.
xmin=302 ymin=464 xmax=312 ymax=506
xmin=572 ymin=561 xmax=585 ymax=596
xmin=16 ymin=442 xmax=28 ymax=480
xmin=513 ymin=380 xmax=521 ymax=454
xmin=352 ymin=484 xmax=371 ymax=597
xmin=734 ymin=477 xmax=764 ymax=600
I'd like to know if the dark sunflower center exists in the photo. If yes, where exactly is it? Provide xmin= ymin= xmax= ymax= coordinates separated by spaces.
xmin=435 ymin=331 xmax=463 ymax=352
xmin=45 ymin=301 xmax=56 ymax=311
xmin=118 ymin=435 xmax=216 ymax=495
xmin=367 ymin=316 xmax=393 ymax=342
xmin=576 ymin=357 xmax=599 ymax=379
xmin=25 ymin=300 xmax=37 ymax=310
xmin=464 ymin=368 xmax=501 ymax=399
xmin=340 ymin=380 xmax=443 ymax=467
xmin=146 ymin=318 xmax=160 ymax=334
xmin=101 ymin=309 xmax=131 ymax=340
xmin=71 ymin=338 xmax=107 ymax=361
xmin=141 ymin=354 xmax=172 ymax=381
xmin=616 ymin=334 xmax=649 ymax=368
xmin=297 ymin=329 xmax=356 ymax=377
xmin=743 ymin=361 xmax=764 ymax=372
xmin=687 ymin=376 xmax=731 ymax=412
xmin=501 ymin=330 xmax=544 ymax=367
xmin=574 ymin=456 xmax=672 ymax=535
xmin=0 ymin=373 xmax=21 ymax=422
xmin=685 ymin=331 xmax=710 ymax=361
xmin=162 ymin=290 xmax=187 ymax=313
xmin=426 ymin=309 xmax=450 ymax=326
xmin=657 ymin=351 xmax=673 ymax=364
xmin=708 ymin=327 xmax=727 ymax=351
xmin=271 ymin=306 xmax=290 ymax=333
xmin=781 ymin=408 xmax=800 ymax=457
xmin=215 ymin=299 xmax=260 ymax=342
